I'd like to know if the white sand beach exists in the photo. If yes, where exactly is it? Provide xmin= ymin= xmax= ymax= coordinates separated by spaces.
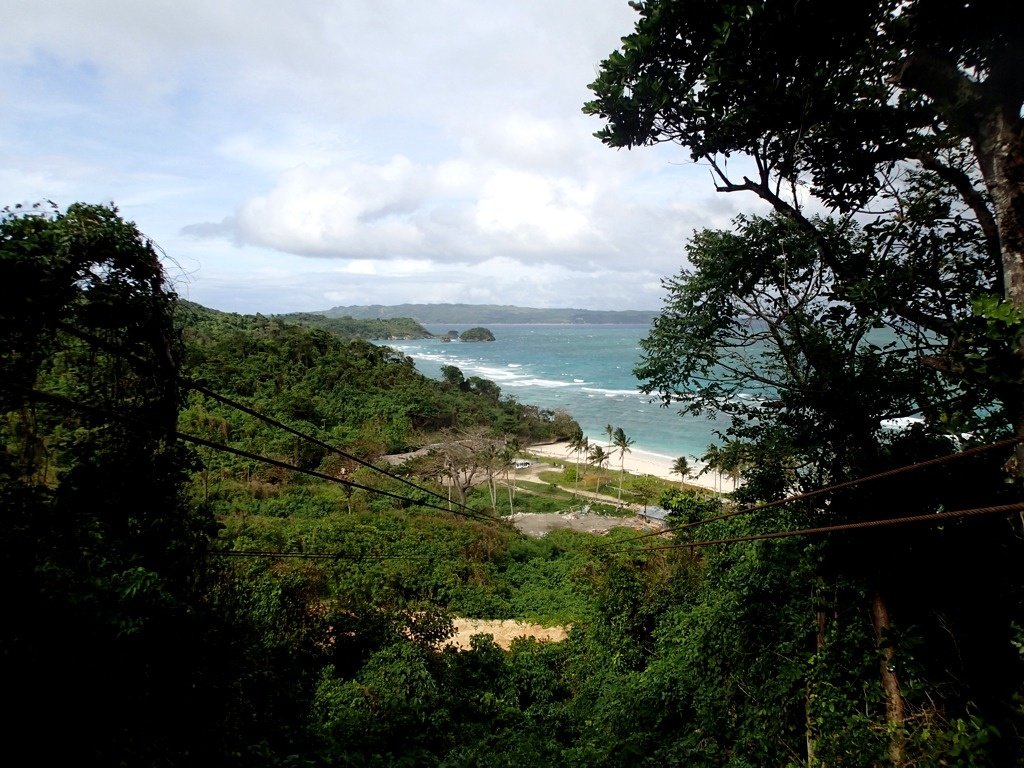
xmin=525 ymin=441 xmax=737 ymax=494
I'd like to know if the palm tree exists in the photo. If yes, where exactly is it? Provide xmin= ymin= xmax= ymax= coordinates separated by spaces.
xmin=612 ymin=426 xmax=634 ymax=504
xmin=568 ymin=428 xmax=589 ymax=498
xmin=671 ymin=456 xmax=691 ymax=488
xmin=588 ymin=444 xmax=610 ymax=495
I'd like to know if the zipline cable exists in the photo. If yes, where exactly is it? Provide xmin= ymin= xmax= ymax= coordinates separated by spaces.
xmin=54 ymin=320 xmax=481 ymax=516
xmin=39 ymin=322 xmax=1024 ymax=546
xmin=185 ymin=378 xmax=476 ymax=514
xmin=604 ymin=501 xmax=1024 ymax=553
xmin=6 ymin=382 xmax=506 ymax=527
xmin=593 ymin=433 xmax=1024 ymax=549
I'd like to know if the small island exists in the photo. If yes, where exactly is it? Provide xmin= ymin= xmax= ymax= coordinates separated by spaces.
xmin=459 ymin=326 xmax=496 ymax=342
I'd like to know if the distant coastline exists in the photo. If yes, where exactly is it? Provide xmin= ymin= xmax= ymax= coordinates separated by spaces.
xmin=320 ymin=302 xmax=659 ymax=326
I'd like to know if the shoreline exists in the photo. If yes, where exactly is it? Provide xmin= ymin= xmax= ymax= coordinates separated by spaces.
xmin=525 ymin=440 xmax=737 ymax=494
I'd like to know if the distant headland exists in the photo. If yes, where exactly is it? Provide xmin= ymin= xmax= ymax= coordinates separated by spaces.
xmin=318 ymin=303 xmax=659 ymax=325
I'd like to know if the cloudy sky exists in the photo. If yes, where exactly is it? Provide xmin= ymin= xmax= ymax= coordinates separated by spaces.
xmin=2 ymin=0 xmax=759 ymax=314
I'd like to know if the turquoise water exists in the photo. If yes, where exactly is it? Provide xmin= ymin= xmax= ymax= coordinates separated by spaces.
xmin=382 ymin=324 xmax=732 ymax=464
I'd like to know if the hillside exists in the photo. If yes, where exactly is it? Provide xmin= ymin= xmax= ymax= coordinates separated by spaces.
xmin=320 ymin=302 xmax=658 ymax=325
xmin=178 ymin=302 xmax=434 ymax=340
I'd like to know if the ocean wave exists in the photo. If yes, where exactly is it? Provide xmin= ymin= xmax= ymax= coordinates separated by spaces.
xmin=474 ymin=365 xmax=525 ymax=381
xmin=505 ymin=377 xmax=577 ymax=389
xmin=581 ymin=386 xmax=645 ymax=398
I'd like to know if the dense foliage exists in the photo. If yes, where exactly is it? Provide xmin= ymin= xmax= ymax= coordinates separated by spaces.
xmin=179 ymin=301 xmax=569 ymax=475
xmin=4 ymin=199 xmax=1024 ymax=766
xmin=586 ymin=1 xmax=1024 ymax=764
xmin=0 ymin=203 xmax=219 ymax=763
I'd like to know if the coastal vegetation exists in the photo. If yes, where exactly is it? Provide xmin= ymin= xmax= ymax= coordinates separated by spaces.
xmin=3 ymin=2 xmax=1024 ymax=766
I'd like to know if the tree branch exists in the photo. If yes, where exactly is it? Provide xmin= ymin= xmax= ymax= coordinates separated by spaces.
xmin=701 ymin=153 xmax=953 ymax=338
xmin=914 ymin=152 xmax=1003 ymax=294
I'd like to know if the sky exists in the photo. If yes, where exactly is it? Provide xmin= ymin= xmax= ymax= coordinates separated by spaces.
xmin=1 ymin=0 xmax=762 ymax=315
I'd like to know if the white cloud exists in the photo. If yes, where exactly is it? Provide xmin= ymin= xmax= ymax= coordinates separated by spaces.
xmin=235 ymin=156 xmax=430 ymax=256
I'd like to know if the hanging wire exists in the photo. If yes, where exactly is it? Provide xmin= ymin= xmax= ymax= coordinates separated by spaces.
xmin=4 ymin=382 xmax=505 ymax=527
xmin=593 ymin=434 xmax=1024 ymax=550
xmin=603 ymin=502 xmax=1024 ymax=553
xmin=24 ymin=320 xmax=1024 ymax=555
xmin=55 ymin=320 xmax=481 ymax=515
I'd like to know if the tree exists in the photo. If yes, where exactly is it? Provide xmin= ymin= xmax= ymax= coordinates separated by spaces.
xmin=587 ymin=13 xmax=1024 ymax=754
xmin=568 ymin=428 xmax=589 ymax=498
xmin=421 ymin=428 xmax=499 ymax=508
xmin=499 ymin=437 xmax=521 ymax=516
xmin=612 ymin=426 xmax=635 ymax=504
xmin=585 ymin=0 xmax=1024 ymax=450
xmin=632 ymin=211 xmax=1023 ymax=762
xmin=659 ymin=488 xmax=722 ymax=528
xmin=670 ymin=456 xmax=690 ymax=489
xmin=441 ymin=364 xmax=466 ymax=390
xmin=626 ymin=474 xmax=660 ymax=518
xmin=0 ymin=203 xmax=219 ymax=763
xmin=588 ymin=444 xmax=611 ymax=494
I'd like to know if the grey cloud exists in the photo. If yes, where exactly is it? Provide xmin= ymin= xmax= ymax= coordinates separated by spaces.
xmin=180 ymin=217 xmax=237 ymax=240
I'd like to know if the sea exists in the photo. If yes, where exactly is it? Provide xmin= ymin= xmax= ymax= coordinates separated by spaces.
xmin=381 ymin=324 xmax=733 ymax=465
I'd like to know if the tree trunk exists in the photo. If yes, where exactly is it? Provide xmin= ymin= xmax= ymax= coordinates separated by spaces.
xmin=506 ymin=470 xmax=515 ymax=516
xmin=898 ymin=49 xmax=1024 ymax=478
xmin=806 ymin=575 xmax=829 ymax=768
xmin=974 ymin=109 xmax=1024 ymax=477
xmin=871 ymin=589 xmax=905 ymax=766
xmin=487 ymin=473 xmax=498 ymax=512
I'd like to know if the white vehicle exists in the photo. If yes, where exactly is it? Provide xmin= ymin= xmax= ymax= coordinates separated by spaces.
xmin=512 ymin=459 xmax=531 ymax=469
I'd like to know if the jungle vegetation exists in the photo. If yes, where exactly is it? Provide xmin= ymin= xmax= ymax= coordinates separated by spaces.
xmin=3 ymin=2 xmax=1024 ymax=765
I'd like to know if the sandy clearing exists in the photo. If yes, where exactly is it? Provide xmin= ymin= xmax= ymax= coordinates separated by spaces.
xmin=442 ymin=618 xmax=569 ymax=650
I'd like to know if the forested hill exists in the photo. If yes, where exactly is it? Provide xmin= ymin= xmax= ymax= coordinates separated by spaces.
xmin=180 ymin=301 xmax=434 ymax=340
xmin=320 ymin=302 xmax=658 ymax=325
xmin=176 ymin=300 xmax=573 ymax=452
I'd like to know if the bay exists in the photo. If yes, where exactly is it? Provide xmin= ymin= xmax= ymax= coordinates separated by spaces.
xmin=382 ymin=323 xmax=732 ymax=464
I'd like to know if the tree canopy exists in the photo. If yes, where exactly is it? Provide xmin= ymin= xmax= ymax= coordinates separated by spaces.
xmin=585 ymin=0 xmax=1024 ymax=437
xmin=588 ymin=2 xmax=1024 ymax=762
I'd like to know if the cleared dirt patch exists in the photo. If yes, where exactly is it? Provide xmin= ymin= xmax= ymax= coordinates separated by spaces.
xmin=443 ymin=619 xmax=568 ymax=651
xmin=510 ymin=511 xmax=664 ymax=537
